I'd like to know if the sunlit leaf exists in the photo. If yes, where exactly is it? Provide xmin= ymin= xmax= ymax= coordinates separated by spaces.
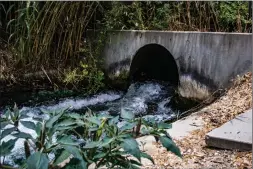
xmin=35 ymin=122 xmax=42 ymax=136
xmin=57 ymin=119 xmax=76 ymax=127
xmin=109 ymin=115 xmax=119 ymax=125
xmin=119 ymin=121 xmax=137 ymax=131
xmin=45 ymin=109 xmax=65 ymax=128
xmin=121 ymin=138 xmax=141 ymax=161
xmin=159 ymin=136 xmax=182 ymax=158
xmin=86 ymin=116 xmax=101 ymax=126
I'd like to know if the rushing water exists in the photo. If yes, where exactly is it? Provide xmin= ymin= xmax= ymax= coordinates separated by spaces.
xmin=1 ymin=80 xmax=179 ymax=166
xmin=11 ymin=80 xmax=178 ymax=121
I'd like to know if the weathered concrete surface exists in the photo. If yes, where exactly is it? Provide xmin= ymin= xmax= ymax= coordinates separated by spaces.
xmin=99 ymin=30 xmax=252 ymax=100
xmin=205 ymin=109 xmax=252 ymax=151
xmin=166 ymin=115 xmax=204 ymax=139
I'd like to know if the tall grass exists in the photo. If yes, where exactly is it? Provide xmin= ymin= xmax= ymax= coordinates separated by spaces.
xmin=0 ymin=1 xmax=251 ymax=90
xmin=4 ymin=1 xmax=98 ymax=72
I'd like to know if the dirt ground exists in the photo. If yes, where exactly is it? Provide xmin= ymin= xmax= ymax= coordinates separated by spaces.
xmin=144 ymin=72 xmax=252 ymax=169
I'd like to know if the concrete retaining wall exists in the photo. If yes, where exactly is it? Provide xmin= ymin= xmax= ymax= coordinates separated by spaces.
xmin=99 ymin=30 xmax=252 ymax=100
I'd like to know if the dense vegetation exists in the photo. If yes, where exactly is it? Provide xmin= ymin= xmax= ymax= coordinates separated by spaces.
xmin=0 ymin=1 xmax=251 ymax=93
xmin=0 ymin=105 xmax=181 ymax=169
xmin=0 ymin=2 xmax=251 ymax=168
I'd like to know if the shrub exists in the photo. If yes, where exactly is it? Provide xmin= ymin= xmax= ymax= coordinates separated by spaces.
xmin=0 ymin=105 xmax=181 ymax=169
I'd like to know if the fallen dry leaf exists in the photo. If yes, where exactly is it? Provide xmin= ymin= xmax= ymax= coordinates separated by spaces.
xmin=142 ymin=72 xmax=252 ymax=169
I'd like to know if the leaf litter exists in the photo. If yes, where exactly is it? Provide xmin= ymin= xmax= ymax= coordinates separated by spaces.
xmin=142 ymin=72 xmax=252 ymax=169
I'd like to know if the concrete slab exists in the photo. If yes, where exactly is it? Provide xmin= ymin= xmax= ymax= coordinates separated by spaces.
xmin=205 ymin=109 xmax=252 ymax=151
xmin=167 ymin=115 xmax=204 ymax=139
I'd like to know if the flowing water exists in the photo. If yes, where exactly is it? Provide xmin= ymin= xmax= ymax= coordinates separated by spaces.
xmin=1 ymin=80 xmax=179 ymax=166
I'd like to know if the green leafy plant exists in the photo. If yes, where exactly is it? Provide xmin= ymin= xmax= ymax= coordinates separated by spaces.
xmin=0 ymin=105 xmax=182 ymax=169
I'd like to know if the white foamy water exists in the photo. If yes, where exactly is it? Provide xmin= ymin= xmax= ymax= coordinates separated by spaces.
xmin=105 ymin=81 xmax=175 ymax=117
xmin=1 ymin=81 xmax=177 ymax=166
xmin=45 ymin=92 xmax=123 ymax=111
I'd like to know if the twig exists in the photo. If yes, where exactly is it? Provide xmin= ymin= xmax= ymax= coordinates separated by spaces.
xmin=41 ymin=66 xmax=53 ymax=85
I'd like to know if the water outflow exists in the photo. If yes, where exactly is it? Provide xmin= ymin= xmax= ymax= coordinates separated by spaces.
xmin=4 ymin=81 xmax=178 ymax=122
xmin=18 ymin=81 xmax=177 ymax=122
xmin=103 ymin=81 xmax=177 ymax=121
xmin=1 ymin=81 xmax=178 ymax=166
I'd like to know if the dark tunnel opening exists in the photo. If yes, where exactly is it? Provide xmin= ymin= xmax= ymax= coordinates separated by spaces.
xmin=129 ymin=44 xmax=179 ymax=86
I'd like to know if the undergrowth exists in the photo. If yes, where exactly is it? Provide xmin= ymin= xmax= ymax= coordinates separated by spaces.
xmin=0 ymin=105 xmax=181 ymax=169
xmin=0 ymin=1 xmax=251 ymax=93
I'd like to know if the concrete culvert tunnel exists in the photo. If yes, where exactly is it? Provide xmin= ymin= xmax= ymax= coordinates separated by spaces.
xmin=129 ymin=44 xmax=179 ymax=86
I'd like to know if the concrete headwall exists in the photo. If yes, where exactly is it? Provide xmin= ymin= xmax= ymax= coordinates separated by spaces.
xmin=100 ymin=30 xmax=252 ymax=100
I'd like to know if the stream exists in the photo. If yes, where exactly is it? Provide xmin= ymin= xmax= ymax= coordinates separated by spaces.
xmin=1 ymin=80 xmax=180 ymax=166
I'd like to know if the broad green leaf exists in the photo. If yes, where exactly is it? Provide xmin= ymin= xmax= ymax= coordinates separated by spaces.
xmin=1 ymin=127 xmax=16 ymax=138
xmin=20 ymin=121 xmax=36 ymax=130
xmin=63 ymin=145 xmax=87 ymax=169
xmin=109 ymin=115 xmax=119 ymax=125
xmin=57 ymin=119 xmax=76 ymax=127
xmin=0 ymin=121 xmax=11 ymax=129
xmin=20 ymin=114 xmax=30 ymax=119
xmin=83 ymin=141 xmax=100 ymax=149
xmin=159 ymin=136 xmax=182 ymax=158
xmin=140 ymin=152 xmax=154 ymax=164
xmin=4 ymin=109 xmax=11 ymax=119
xmin=13 ymin=103 xmax=20 ymax=119
xmin=35 ymin=122 xmax=42 ymax=136
xmin=121 ymin=138 xmax=141 ymax=161
xmin=54 ymin=150 xmax=71 ymax=166
xmin=76 ymin=119 xmax=85 ymax=126
xmin=120 ymin=109 xmax=135 ymax=120
xmin=140 ymin=127 xmax=151 ymax=135
xmin=39 ymin=108 xmax=52 ymax=115
xmin=157 ymin=122 xmax=172 ymax=129
xmin=67 ymin=113 xmax=81 ymax=119
xmin=93 ymin=152 xmax=106 ymax=159
xmin=120 ymin=121 xmax=137 ymax=131
xmin=64 ymin=158 xmax=86 ymax=169
xmin=12 ymin=132 xmax=33 ymax=139
xmin=45 ymin=109 xmax=65 ymax=128
xmin=118 ymin=133 xmax=132 ymax=139
xmin=100 ymin=137 xmax=115 ymax=147
xmin=86 ymin=116 xmax=101 ymax=126
xmin=27 ymin=152 xmax=49 ymax=169
xmin=57 ymin=136 xmax=79 ymax=146
xmin=97 ymin=114 xmax=114 ymax=119
xmin=0 ymin=138 xmax=18 ymax=156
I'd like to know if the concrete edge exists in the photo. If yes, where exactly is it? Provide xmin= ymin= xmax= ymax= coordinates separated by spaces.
xmin=205 ymin=135 xmax=252 ymax=151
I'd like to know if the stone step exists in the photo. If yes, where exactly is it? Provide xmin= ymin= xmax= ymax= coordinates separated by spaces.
xmin=205 ymin=109 xmax=252 ymax=151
